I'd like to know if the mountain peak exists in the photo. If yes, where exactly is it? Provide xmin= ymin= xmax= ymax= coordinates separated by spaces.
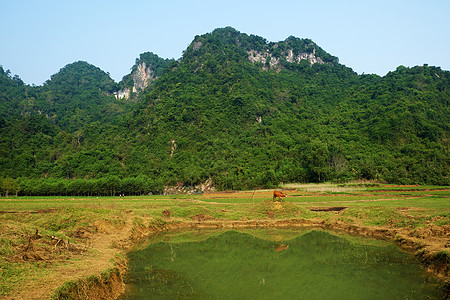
xmin=116 ymin=28 xmax=342 ymax=100
xmin=184 ymin=27 xmax=338 ymax=71
xmin=46 ymin=61 xmax=116 ymax=93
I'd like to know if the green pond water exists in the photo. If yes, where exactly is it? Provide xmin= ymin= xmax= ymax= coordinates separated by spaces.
xmin=121 ymin=229 xmax=442 ymax=299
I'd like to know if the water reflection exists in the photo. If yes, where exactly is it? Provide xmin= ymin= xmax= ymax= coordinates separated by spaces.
xmin=274 ymin=243 xmax=289 ymax=252
xmin=121 ymin=230 xmax=442 ymax=299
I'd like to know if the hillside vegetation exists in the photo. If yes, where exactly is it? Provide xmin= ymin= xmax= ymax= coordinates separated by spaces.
xmin=1 ymin=27 xmax=449 ymax=195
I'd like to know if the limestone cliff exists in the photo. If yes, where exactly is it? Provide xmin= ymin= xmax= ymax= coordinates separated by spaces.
xmin=248 ymin=47 xmax=326 ymax=71
xmin=115 ymin=52 xmax=173 ymax=100
xmin=114 ymin=62 xmax=156 ymax=100
xmin=131 ymin=62 xmax=155 ymax=92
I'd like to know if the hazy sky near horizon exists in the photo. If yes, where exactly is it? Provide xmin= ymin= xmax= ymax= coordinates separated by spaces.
xmin=1 ymin=0 xmax=449 ymax=85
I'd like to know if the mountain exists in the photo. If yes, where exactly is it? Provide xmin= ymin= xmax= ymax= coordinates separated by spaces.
xmin=0 ymin=61 xmax=129 ymax=131
xmin=0 ymin=27 xmax=449 ymax=195
xmin=45 ymin=61 xmax=117 ymax=93
xmin=0 ymin=66 xmax=27 ymax=119
xmin=183 ymin=27 xmax=339 ymax=69
xmin=127 ymin=27 xmax=448 ymax=188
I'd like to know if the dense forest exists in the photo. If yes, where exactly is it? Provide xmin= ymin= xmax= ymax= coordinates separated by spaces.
xmin=1 ymin=27 xmax=449 ymax=196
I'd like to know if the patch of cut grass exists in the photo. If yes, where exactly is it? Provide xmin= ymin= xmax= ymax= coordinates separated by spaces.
xmin=0 ymin=237 xmax=15 ymax=256
xmin=0 ymin=259 xmax=51 ymax=297
xmin=342 ymin=207 xmax=421 ymax=228
xmin=249 ymin=200 xmax=316 ymax=219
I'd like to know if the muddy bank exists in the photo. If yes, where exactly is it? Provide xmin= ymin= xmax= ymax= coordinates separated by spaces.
xmin=51 ymin=263 xmax=126 ymax=300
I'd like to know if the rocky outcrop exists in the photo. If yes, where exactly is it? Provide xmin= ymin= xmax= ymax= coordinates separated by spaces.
xmin=131 ymin=62 xmax=155 ymax=92
xmin=248 ymin=48 xmax=325 ymax=71
xmin=115 ymin=62 xmax=157 ymax=100
xmin=164 ymin=178 xmax=215 ymax=195
xmin=114 ymin=88 xmax=130 ymax=100
xmin=285 ymin=48 xmax=325 ymax=65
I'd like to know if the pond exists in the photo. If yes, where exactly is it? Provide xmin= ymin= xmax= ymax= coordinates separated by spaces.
xmin=121 ymin=229 xmax=442 ymax=299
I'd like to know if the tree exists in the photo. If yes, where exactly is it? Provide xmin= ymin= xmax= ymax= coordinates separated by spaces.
xmin=1 ymin=178 xmax=20 ymax=197
xmin=304 ymin=140 xmax=330 ymax=182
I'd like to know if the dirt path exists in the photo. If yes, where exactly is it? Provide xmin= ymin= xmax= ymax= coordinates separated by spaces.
xmin=294 ymin=197 xmax=417 ymax=205
xmin=188 ymin=196 xmax=417 ymax=206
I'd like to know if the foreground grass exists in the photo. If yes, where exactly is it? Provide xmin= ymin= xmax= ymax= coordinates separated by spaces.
xmin=0 ymin=183 xmax=448 ymax=298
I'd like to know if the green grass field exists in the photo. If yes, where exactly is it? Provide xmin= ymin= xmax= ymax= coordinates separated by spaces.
xmin=0 ymin=183 xmax=448 ymax=298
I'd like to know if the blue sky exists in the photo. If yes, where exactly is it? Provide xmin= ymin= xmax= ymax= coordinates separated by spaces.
xmin=1 ymin=0 xmax=449 ymax=85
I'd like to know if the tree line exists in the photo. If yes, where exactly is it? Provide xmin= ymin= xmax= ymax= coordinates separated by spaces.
xmin=0 ymin=176 xmax=163 ymax=197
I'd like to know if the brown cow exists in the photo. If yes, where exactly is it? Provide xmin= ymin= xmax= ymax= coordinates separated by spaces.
xmin=273 ymin=190 xmax=287 ymax=201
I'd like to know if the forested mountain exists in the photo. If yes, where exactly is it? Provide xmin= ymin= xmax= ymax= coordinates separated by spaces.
xmin=1 ymin=27 xmax=449 ymax=195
